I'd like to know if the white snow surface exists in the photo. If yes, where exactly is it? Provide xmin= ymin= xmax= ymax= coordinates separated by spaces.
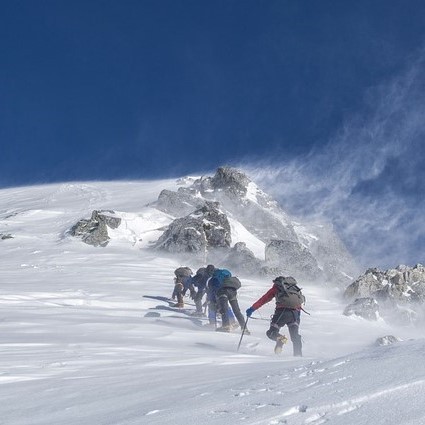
xmin=227 ymin=215 xmax=266 ymax=260
xmin=0 ymin=180 xmax=424 ymax=425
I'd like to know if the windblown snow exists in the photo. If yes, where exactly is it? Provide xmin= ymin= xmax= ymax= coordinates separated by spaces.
xmin=0 ymin=180 xmax=424 ymax=425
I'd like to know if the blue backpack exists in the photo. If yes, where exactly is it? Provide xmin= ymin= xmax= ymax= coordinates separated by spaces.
xmin=212 ymin=269 xmax=232 ymax=286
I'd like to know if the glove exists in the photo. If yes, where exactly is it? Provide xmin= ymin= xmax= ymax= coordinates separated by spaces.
xmin=246 ymin=307 xmax=255 ymax=317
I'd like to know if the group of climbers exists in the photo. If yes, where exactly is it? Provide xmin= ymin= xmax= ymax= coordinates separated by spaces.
xmin=171 ymin=265 xmax=306 ymax=356
xmin=172 ymin=265 xmax=247 ymax=332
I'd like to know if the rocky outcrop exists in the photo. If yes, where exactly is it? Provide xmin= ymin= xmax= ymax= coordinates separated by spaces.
xmin=259 ymin=265 xmax=288 ymax=277
xmin=374 ymin=335 xmax=401 ymax=346
xmin=209 ymin=167 xmax=251 ymax=198
xmin=344 ymin=268 xmax=386 ymax=299
xmin=67 ymin=166 xmax=358 ymax=284
xmin=343 ymin=297 xmax=380 ymax=321
xmin=344 ymin=264 xmax=425 ymax=325
xmin=0 ymin=233 xmax=13 ymax=240
xmin=222 ymin=242 xmax=263 ymax=274
xmin=196 ymin=168 xmax=299 ymax=242
xmin=265 ymin=239 xmax=323 ymax=281
xmin=152 ymin=167 xmax=298 ymax=241
xmin=154 ymin=202 xmax=231 ymax=253
xmin=70 ymin=210 xmax=121 ymax=247
xmin=155 ymin=189 xmax=205 ymax=217
xmin=150 ymin=166 xmax=358 ymax=282
xmin=344 ymin=264 xmax=425 ymax=304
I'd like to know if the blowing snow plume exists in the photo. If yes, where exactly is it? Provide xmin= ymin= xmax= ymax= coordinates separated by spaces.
xmin=244 ymin=51 xmax=425 ymax=270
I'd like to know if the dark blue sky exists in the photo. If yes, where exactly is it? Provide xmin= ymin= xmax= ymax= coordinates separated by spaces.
xmin=1 ymin=0 xmax=425 ymax=187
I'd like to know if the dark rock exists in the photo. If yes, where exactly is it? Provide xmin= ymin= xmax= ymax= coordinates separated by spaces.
xmin=154 ymin=202 xmax=231 ymax=253
xmin=155 ymin=189 xmax=205 ymax=216
xmin=209 ymin=166 xmax=250 ymax=198
xmin=265 ymin=239 xmax=323 ymax=281
xmin=344 ymin=264 xmax=425 ymax=304
xmin=222 ymin=242 xmax=263 ymax=274
xmin=343 ymin=297 xmax=380 ymax=321
xmin=0 ymin=233 xmax=13 ymax=240
xmin=344 ymin=268 xmax=386 ymax=299
xmin=199 ymin=168 xmax=357 ymax=282
xmin=259 ymin=265 xmax=288 ymax=277
xmin=149 ymin=166 xmax=358 ymax=283
xmin=344 ymin=265 xmax=425 ymax=326
xmin=70 ymin=210 xmax=121 ymax=247
xmin=375 ymin=335 xmax=401 ymax=346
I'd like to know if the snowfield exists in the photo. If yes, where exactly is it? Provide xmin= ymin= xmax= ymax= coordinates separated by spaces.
xmin=0 ymin=180 xmax=424 ymax=425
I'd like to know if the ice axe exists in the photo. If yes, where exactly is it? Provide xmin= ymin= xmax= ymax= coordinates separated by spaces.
xmin=237 ymin=316 xmax=250 ymax=352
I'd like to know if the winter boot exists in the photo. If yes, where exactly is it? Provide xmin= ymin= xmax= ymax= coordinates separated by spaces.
xmin=274 ymin=334 xmax=288 ymax=354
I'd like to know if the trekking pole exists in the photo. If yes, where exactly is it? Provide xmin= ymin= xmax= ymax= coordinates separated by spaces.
xmin=249 ymin=316 xmax=269 ymax=321
xmin=237 ymin=317 xmax=249 ymax=352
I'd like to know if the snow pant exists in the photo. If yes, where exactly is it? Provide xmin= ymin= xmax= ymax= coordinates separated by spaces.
xmin=266 ymin=308 xmax=302 ymax=356
xmin=172 ymin=282 xmax=184 ymax=305
xmin=217 ymin=287 xmax=246 ymax=329
xmin=194 ymin=287 xmax=206 ymax=313
xmin=208 ymin=299 xmax=236 ymax=326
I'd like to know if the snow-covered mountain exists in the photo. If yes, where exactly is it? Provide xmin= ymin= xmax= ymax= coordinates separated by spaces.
xmin=68 ymin=167 xmax=360 ymax=285
xmin=1 ymin=178 xmax=425 ymax=424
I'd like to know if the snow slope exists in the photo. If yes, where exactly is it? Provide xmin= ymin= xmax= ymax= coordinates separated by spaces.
xmin=0 ymin=181 xmax=424 ymax=425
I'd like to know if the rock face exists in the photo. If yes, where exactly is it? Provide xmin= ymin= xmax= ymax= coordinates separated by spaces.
xmin=375 ymin=335 xmax=401 ymax=346
xmin=265 ymin=239 xmax=323 ymax=281
xmin=343 ymin=297 xmax=380 ymax=321
xmin=0 ymin=233 xmax=13 ymax=240
xmin=210 ymin=167 xmax=251 ymax=198
xmin=344 ymin=264 xmax=425 ymax=304
xmin=155 ymin=189 xmax=205 ymax=217
xmin=68 ymin=166 xmax=359 ymax=284
xmin=153 ymin=167 xmax=299 ymax=243
xmin=154 ymin=202 xmax=231 ymax=253
xmin=221 ymin=242 xmax=263 ymax=275
xmin=344 ymin=264 xmax=425 ymax=325
xmin=151 ymin=166 xmax=359 ymax=283
xmin=70 ymin=210 xmax=121 ymax=247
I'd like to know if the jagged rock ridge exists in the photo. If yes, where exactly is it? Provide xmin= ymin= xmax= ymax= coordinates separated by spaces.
xmin=345 ymin=264 xmax=425 ymax=303
xmin=343 ymin=297 xmax=380 ymax=321
xmin=69 ymin=167 xmax=360 ymax=284
xmin=153 ymin=167 xmax=359 ymax=283
xmin=154 ymin=202 xmax=231 ymax=253
xmin=344 ymin=264 xmax=425 ymax=324
xmin=70 ymin=210 xmax=121 ymax=247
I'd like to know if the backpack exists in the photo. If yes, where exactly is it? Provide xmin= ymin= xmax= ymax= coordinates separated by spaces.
xmin=212 ymin=269 xmax=232 ymax=285
xmin=192 ymin=267 xmax=209 ymax=288
xmin=222 ymin=276 xmax=242 ymax=290
xmin=174 ymin=267 xmax=193 ymax=282
xmin=195 ymin=267 xmax=207 ymax=277
xmin=273 ymin=276 xmax=305 ymax=309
